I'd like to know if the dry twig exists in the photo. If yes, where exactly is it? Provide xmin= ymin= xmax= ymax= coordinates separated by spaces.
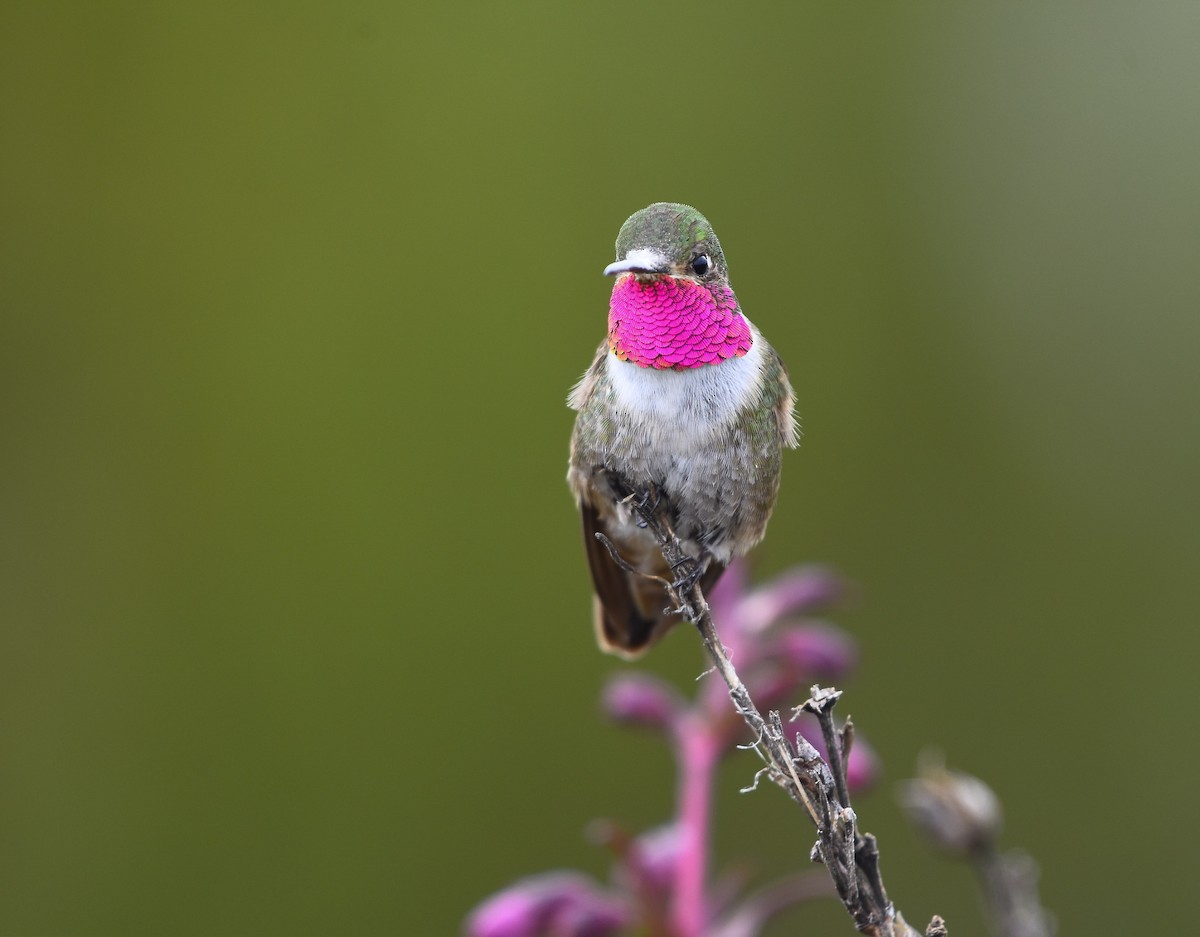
xmin=606 ymin=478 xmax=943 ymax=937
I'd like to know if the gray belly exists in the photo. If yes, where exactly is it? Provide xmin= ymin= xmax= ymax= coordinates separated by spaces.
xmin=571 ymin=402 xmax=782 ymax=563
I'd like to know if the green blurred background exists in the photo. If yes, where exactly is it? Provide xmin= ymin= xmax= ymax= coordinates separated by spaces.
xmin=2 ymin=3 xmax=1197 ymax=934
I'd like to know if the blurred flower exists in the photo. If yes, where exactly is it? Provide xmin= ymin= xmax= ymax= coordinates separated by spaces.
xmin=899 ymin=762 xmax=1002 ymax=856
xmin=748 ymin=621 xmax=859 ymax=714
xmin=544 ymin=897 xmax=629 ymax=937
xmin=728 ymin=565 xmax=846 ymax=635
xmin=600 ymin=672 xmax=682 ymax=731
xmin=770 ymin=621 xmax=857 ymax=678
xmin=625 ymin=824 xmax=682 ymax=894
xmin=465 ymin=873 xmax=629 ymax=937
xmin=467 ymin=560 xmax=872 ymax=937
xmin=845 ymin=739 xmax=880 ymax=791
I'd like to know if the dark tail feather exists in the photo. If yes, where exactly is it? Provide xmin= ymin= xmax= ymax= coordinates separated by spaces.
xmin=581 ymin=502 xmax=726 ymax=658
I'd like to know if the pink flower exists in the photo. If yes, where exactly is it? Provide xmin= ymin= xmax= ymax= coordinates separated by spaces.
xmin=465 ymin=873 xmax=628 ymax=937
xmin=601 ymin=672 xmax=682 ymax=731
xmin=771 ymin=622 xmax=857 ymax=678
xmin=467 ymin=560 xmax=876 ymax=937
xmin=626 ymin=824 xmax=683 ymax=894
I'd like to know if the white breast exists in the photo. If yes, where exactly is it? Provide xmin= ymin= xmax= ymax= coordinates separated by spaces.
xmin=604 ymin=324 xmax=765 ymax=453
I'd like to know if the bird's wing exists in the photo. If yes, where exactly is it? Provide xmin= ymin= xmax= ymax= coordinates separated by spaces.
xmin=764 ymin=343 xmax=801 ymax=449
xmin=566 ymin=340 xmax=608 ymax=412
xmin=580 ymin=499 xmax=662 ymax=658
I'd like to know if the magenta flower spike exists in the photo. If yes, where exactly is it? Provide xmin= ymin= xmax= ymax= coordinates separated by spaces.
xmin=467 ymin=562 xmax=872 ymax=937
xmin=771 ymin=622 xmax=858 ymax=679
xmin=735 ymin=565 xmax=846 ymax=635
xmin=464 ymin=873 xmax=629 ymax=937
xmin=845 ymin=740 xmax=880 ymax=792
xmin=626 ymin=825 xmax=684 ymax=895
xmin=705 ymin=560 xmax=750 ymax=626
xmin=601 ymin=672 xmax=684 ymax=732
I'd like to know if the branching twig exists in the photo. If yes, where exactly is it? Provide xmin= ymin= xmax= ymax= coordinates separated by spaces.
xmin=605 ymin=478 xmax=943 ymax=937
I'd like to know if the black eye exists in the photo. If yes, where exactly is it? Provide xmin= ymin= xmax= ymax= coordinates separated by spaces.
xmin=691 ymin=253 xmax=711 ymax=276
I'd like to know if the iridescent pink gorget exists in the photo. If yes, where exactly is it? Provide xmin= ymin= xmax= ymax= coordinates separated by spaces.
xmin=607 ymin=274 xmax=753 ymax=371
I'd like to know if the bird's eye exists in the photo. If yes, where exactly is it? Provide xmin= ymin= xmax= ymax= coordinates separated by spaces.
xmin=691 ymin=253 xmax=711 ymax=276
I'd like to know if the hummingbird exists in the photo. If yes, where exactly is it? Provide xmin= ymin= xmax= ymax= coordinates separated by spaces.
xmin=568 ymin=202 xmax=798 ymax=658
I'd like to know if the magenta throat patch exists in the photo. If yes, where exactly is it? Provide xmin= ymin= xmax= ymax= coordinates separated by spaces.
xmin=607 ymin=275 xmax=753 ymax=370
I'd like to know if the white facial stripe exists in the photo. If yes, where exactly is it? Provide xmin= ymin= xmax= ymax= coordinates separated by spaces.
xmin=603 ymin=247 xmax=670 ymax=276
xmin=623 ymin=247 xmax=668 ymax=269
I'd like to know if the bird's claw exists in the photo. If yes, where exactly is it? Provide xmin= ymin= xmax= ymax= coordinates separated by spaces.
xmin=629 ymin=484 xmax=662 ymax=528
xmin=670 ymin=557 xmax=705 ymax=595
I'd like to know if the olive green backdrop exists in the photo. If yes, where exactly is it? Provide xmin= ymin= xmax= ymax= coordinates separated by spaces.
xmin=2 ymin=3 xmax=1197 ymax=935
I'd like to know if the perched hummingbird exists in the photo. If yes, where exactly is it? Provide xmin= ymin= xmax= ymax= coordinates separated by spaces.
xmin=568 ymin=202 xmax=798 ymax=658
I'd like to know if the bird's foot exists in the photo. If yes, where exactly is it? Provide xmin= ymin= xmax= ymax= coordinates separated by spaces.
xmin=670 ymin=555 xmax=705 ymax=595
xmin=622 ymin=482 xmax=662 ymax=528
xmin=665 ymin=553 xmax=707 ymax=620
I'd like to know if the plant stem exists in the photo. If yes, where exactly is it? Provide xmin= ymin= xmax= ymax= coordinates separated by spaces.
xmin=610 ymin=483 xmax=934 ymax=937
